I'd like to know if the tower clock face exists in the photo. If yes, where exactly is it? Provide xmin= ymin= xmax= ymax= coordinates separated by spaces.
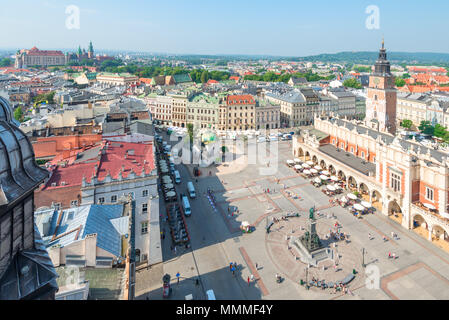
xmin=373 ymin=77 xmax=380 ymax=85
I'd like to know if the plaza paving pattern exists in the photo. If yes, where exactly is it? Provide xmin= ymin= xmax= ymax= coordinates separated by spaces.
xmin=142 ymin=136 xmax=449 ymax=300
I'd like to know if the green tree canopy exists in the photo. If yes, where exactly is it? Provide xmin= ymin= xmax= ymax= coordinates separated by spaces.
xmin=0 ymin=58 xmax=12 ymax=67
xmin=343 ymin=78 xmax=362 ymax=89
xmin=14 ymin=107 xmax=23 ymax=122
xmin=400 ymin=119 xmax=413 ymax=129
xmin=419 ymin=121 xmax=434 ymax=135
xmin=200 ymin=70 xmax=209 ymax=83
xmin=395 ymin=78 xmax=406 ymax=87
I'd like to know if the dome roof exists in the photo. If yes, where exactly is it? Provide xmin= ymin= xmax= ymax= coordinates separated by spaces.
xmin=0 ymin=97 xmax=48 ymax=210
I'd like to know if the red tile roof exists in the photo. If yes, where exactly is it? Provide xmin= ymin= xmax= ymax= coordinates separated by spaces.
xmin=33 ymin=134 xmax=102 ymax=159
xmin=226 ymin=94 xmax=255 ymax=105
xmin=25 ymin=47 xmax=64 ymax=56
xmin=42 ymin=140 xmax=155 ymax=191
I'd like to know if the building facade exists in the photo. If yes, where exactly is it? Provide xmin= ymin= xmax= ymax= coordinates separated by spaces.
xmin=15 ymin=47 xmax=66 ymax=68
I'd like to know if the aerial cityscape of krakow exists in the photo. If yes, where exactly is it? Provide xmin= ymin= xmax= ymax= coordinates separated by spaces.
xmin=2 ymin=0 xmax=449 ymax=312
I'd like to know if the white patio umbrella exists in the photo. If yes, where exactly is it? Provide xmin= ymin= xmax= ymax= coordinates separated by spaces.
xmin=361 ymin=201 xmax=372 ymax=208
xmin=302 ymin=163 xmax=310 ymax=168
xmin=287 ymin=160 xmax=294 ymax=166
xmin=321 ymin=170 xmax=330 ymax=176
xmin=294 ymin=165 xmax=302 ymax=170
xmin=164 ymin=183 xmax=174 ymax=189
xmin=347 ymin=193 xmax=358 ymax=200
xmin=354 ymin=204 xmax=365 ymax=211
xmin=162 ymin=175 xmax=171 ymax=180
xmin=294 ymin=158 xmax=301 ymax=164
xmin=341 ymin=196 xmax=348 ymax=203
xmin=307 ymin=161 xmax=314 ymax=166
xmin=166 ymin=191 xmax=176 ymax=197
xmin=330 ymin=176 xmax=339 ymax=181
xmin=161 ymin=168 xmax=169 ymax=173
xmin=320 ymin=175 xmax=329 ymax=180
xmin=314 ymin=165 xmax=322 ymax=171
xmin=314 ymin=177 xmax=322 ymax=184
xmin=424 ymin=203 xmax=436 ymax=210
xmin=310 ymin=168 xmax=318 ymax=174
xmin=327 ymin=185 xmax=336 ymax=191
xmin=303 ymin=169 xmax=311 ymax=175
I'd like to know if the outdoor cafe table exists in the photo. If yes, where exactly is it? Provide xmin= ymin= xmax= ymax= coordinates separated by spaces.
xmin=294 ymin=165 xmax=302 ymax=171
xmin=361 ymin=201 xmax=372 ymax=209
xmin=327 ymin=185 xmax=336 ymax=191
xmin=303 ymin=169 xmax=311 ymax=175
xmin=294 ymin=158 xmax=302 ymax=164
xmin=314 ymin=177 xmax=322 ymax=184
xmin=302 ymin=163 xmax=310 ymax=168
xmin=314 ymin=165 xmax=322 ymax=171
xmin=287 ymin=160 xmax=295 ymax=166
xmin=347 ymin=193 xmax=358 ymax=200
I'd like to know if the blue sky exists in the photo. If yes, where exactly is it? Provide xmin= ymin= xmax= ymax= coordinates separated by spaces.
xmin=1 ymin=0 xmax=449 ymax=56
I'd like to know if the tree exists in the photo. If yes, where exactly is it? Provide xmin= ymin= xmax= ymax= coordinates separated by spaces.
xmin=395 ymin=78 xmax=406 ymax=87
xmin=200 ymin=70 xmax=209 ymax=83
xmin=14 ymin=107 xmax=23 ymax=122
xmin=187 ymin=123 xmax=194 ymax=143
xmin=0 ymin=58 xmax=12 ymax=67
xmin=434 ymin=124 xmax=447 ymax=138
xmin=402 ymin=73 xmax=411 ymax=79
xmin=400 ymin=119 xmax=413 ymax=129
xmin=419 ymin=121 xmax=434 ymax=135
xmin=343 ymin=78 xmax=362 ymax=89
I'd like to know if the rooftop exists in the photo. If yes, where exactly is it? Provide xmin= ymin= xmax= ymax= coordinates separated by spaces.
xmin=35 ymin=204 xmax=127 ymax=257
xmin=42 ymin=140 xmax=155 ymax=190
xmin=319 ymin=144 xmax=376 ymax=176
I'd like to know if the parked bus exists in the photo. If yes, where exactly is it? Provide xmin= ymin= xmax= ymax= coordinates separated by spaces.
xmin=187 ymin=181 xmax=196 ymax=199
xmin=182 ymin=196 xmax=191 ymax=217
xmin=174 ymin=170 xmax=181 ymax=184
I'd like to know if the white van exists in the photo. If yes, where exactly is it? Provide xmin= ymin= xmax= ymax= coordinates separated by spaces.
xmin=174 ymin=170 xmax=181 ymax=184
xmin=187 ymin=181 xmax=196 ymax=199
xmin=206 ymin=289 xmax=216 ymax=300
xmin=182 ymin=196 xmax=191 ymax=217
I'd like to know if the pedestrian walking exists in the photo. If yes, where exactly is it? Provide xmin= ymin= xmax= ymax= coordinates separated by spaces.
xmin=255 ymin=263 xmax=258 ymax=270
xmin=174 ymin=246 xmax=177 ymax=254
xmin=388 ymin=252 xmax=391 ymax=259
xmin=250 ymin=274 xmax=254 ymax=282
xmin=230 ymin=263 xmax=233 ymax=271
xmin=247 ymin=276 xmax=250 ymax=286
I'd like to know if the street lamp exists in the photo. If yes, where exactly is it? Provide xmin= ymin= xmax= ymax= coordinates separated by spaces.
xmin=362 ymin=247 xmax=366 ymax=268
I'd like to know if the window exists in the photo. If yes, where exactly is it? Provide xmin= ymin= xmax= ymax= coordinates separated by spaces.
xmin=141 ymin=222 xmax=148 ymax=234
xmin=142 ymin=203 xmax=148 ymax=214
xmin=111 ymin=195 xmax=117 ymax=203
xmin=361 ymin=151 xmax=365 ymax=158
xmin=390 ymin=172 xmax=401 ymax=193
xmin=142 ymin=190 xmax=149 ymax=197
xmin=71 ymin=200 xmax=78 ymax=207
xmin=425 ymin=187 xmax=434 ymax=201
xmin=350 ymin=147 xmax=354 ymax=153
xmin=98 ymin=197 xmax=105 ymax=204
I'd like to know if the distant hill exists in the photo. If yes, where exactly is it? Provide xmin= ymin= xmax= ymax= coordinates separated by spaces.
xmin=287 ymin=51 xmax=449 ymax=65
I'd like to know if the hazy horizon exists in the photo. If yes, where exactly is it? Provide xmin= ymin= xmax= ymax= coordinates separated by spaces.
xmin=1 ymin=0 xmax=449 ymax=56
